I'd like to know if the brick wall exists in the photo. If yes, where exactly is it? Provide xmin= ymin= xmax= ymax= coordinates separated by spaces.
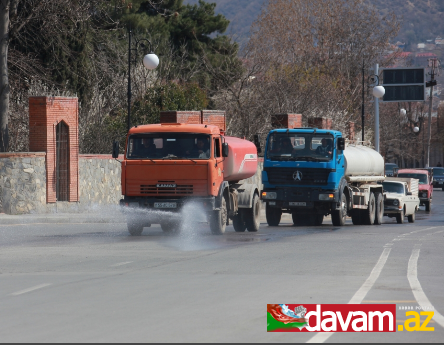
xmin=271 ymin=114 xmax=302 ymax=129
xmin=308 ymin=117 xmax=332 ymax=130
xmin=160 ymin=110 xmax=226 ymax=130
xmin=29 ymin=97 xmax=79 ymax=203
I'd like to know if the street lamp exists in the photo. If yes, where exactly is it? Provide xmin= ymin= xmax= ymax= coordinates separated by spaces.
xmin=361 ymin=61 xmax=385 ymax=144
xmin=127 ymin=28 xmax=159 ymax=132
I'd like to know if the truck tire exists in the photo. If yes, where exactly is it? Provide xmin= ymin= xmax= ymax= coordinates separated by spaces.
xmin=245 ymin=193 xmax=260 ymax=232
xmin=407 ymin=209 xmax=416 ymax=223
xmin=396 ymin=207 xmax=405 ymax=224
xmin=161 ymin=221 xmax=180 ymax=234
xmin=364 ymin=192 xmax=376 ymax=225
xmin=266 ymin=204 xmax=282 ymax=226
xmin=374 ymin=192 xmax=384 ymax=225
xmin=127 ymin=221 xmax=144 ymax=236
xmin=332 ymin=193 xmax=347 ymax=226
xmin=351 ymin=210 xmax=362 ymax=225
xmin=425 ymin=201 xmax=431 ymax=212
xmin=210 ymin=196 xmax=227 ymax=235
xmin=232 ymin=210 xmax=247 ymax=232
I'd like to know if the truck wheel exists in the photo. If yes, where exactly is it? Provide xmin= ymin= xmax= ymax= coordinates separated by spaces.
xmin=232 ymin=211 xmax=247 ymax=232
xmin=396 ymin=207 xmax=405 ymax=224
xmin=127 ymin=221 xmax=144 ymax=236
xmin=210 ymin=197 xmax=227 ymax=235
xmin=266 ymin=204 xmax=282 ymax=226
xmin=364 ymin=192 xmax=376 ymax=225
xmin=425 ymin=201 xmax=431 ymax=212
xmin=351 ymin=210 xmax=362 ymax=225
xmin=332 ymin=193 xmax=347 ymax=226
xmin=407 ymin=210 xmax=416 ymax=223
xmin=161 ymin=221 xmax=180 ymax=234
xmin=245 ymin=193 xmax=260 ymax=232
xmin=374 ymin=192 xmax=384 ymax=225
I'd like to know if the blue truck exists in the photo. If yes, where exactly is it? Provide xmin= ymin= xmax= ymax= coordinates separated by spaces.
xmin=261 ymin=128 xmax=386 ymax=226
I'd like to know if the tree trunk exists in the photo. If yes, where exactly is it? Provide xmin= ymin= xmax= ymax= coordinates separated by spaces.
xmin=0 ymin=0 xmax=9 ymax=152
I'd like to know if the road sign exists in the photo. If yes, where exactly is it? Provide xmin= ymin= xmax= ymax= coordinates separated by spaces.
xmin=381 ymin=67 xmax=426 ymax=102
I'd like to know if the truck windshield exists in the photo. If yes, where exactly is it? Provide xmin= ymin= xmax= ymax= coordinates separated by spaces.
xmin=397 ymin=173 xmax=428 ymax=184
xmin=127 ymin=133 xmax=211 ymax=160
xmin=266 ymin=133 xmax=334 ymax=162
xmin=432 ymin=168 xmax=444 ymax=175
xmin=383 ymin=182 xmax=405 ymax=194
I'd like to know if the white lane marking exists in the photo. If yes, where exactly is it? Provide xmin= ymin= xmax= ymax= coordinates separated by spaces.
xmin=110 ymin=261 xmax=133 ymax=267
xmin=407 ymin=249 xmax=444 ymax=328
xmin=11 ymin=284 xmax=52 ymax=296
xmin=426 ymin=230 xmax=444 ymax=236
xmin=307 ymin=248 xmax=391 ymax=343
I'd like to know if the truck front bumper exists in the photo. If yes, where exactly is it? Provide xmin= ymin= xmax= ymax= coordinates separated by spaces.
xmin=120 ymin=196 xmax=217 ymax=216
xmin=261 ymin=188 xmax=340 ymax=212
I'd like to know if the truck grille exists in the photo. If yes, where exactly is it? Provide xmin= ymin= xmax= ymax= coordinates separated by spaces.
xmin=140 ymin=184 xmax=194 ymax=195
xmin=264 ymin=167 xmax=332 ymax=185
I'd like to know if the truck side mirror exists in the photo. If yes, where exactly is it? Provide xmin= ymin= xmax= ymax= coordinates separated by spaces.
xmin=112 ymin=140 xmax=119 ymax=159
xmin=337 ymin=138 xmax=345 ymax=151
xmin=253 ymin=134 xmax=262 ymax=154
xmin=222 ymin=143 xmax=229 ymax=157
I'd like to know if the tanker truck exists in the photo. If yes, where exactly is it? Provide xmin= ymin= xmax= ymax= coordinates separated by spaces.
xmin=261 ymin=128 xmax=385 ymax=226
xmin=112 ymin=117 xmax=261 ymax=235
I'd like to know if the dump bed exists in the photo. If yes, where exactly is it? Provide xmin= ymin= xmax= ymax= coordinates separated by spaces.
xmin=384 ymin=177 xmax=419 ymax=196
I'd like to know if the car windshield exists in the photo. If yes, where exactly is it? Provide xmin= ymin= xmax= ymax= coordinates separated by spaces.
xmin=266 ymin=133 xmax=334 ymax=162
xmin=383 ymin=182 xmax=405 ymax=194
xmin=385 ymin=164 xmax=398 ymax=173
xmin=432 ymin=168 xmax=444 ymax=175
xmin=398 ymin=173 xmax=428 ymax=184
xmin=127 ymin=133 xmax=211 ymax=160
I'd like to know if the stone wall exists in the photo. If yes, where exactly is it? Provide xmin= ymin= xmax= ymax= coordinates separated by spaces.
xmin=0 ymin=153 xmax=263 ymax=214
xmin=78 ymin=155 xmax=122 ymax=207
xmin=0 ymin=153 xmax=47 ymax=214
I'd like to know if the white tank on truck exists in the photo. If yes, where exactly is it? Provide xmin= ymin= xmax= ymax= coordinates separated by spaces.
xmin=343 ymin=144 xmax=385 ymax=181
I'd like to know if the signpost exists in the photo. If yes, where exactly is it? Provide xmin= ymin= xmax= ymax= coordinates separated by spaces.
xmin=381 ymin=68 xmax=426 ymax=102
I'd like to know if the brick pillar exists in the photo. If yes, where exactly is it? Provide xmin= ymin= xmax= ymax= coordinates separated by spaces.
xmin=308 ymin=117 xmax=332 ymax=130
xmin=160 ymin=111 xmax=201 ymax=124
xmin=201 ymin=110 xmax=226 ymax=131
xmin=347 ymin=121 xmax=355 ymax=140
xmin=29 ymin=97 xmax=79 ymax=203
xmin=271 ymin=114 xmax=302 ymax=129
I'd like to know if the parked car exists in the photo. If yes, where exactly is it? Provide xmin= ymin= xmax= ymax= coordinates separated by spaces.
xmin=395 ymin=169 xmax=432 ymax=212
xmin=428 ymin=167 xmax=444 ymax=190
xmin=385 ymin=163 xmax=399 ymax=177
xmin=383 ymin=178 xmax=420 ymax=223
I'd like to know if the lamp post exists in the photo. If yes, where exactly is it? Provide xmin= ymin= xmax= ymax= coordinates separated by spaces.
xmin=127 ymin=28 xmax=159 ymax=132
xmin=361 ymin=61 xmax=385 ymax=147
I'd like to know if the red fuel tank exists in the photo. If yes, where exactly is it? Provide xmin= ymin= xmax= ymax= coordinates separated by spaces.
xmin=223 ymin=136 xmax=258 ymax=182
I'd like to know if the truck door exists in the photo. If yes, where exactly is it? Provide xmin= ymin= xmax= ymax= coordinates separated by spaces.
xmin=212 ymin=137 xmax=224 ymax=196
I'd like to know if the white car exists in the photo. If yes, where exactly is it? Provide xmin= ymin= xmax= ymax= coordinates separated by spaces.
xmin=383 ymin=179 xmax=420 ymax=224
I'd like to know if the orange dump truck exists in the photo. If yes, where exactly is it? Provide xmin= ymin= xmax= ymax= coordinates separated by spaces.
xmin=112 ymin=114 xmax=261 ymax=235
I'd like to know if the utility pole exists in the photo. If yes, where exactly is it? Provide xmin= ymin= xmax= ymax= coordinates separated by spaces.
xmin=426 ymin=58 xmax=439 ymax=168
xmin=374 ymin=63 xmax=380 ymax=152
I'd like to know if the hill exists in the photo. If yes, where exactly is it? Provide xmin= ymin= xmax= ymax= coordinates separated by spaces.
xmin=184 ymin=0 xmax=444 ymax=48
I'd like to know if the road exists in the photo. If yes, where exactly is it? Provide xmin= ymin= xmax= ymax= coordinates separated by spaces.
xmin=0 ymin=190 xmax=443 ymax=342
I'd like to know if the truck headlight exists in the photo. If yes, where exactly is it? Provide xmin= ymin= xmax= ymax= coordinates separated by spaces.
xmin=319 ymin=193 xmax=335 ymax=200
xmin=393 ymin=200 xmax=399 ymax=206
xmin=262 ymin=191 xmax=277 ymax=199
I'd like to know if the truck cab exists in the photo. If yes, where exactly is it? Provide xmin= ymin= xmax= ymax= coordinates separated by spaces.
xmin=261 ymin=128 xmax=346 ymax=226
xmin=395 ymin=169 xmax=432 ymax=212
